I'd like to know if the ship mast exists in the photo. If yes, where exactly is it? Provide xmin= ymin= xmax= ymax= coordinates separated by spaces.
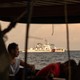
xmin=45 ymin=39 xmax=48 ymax=45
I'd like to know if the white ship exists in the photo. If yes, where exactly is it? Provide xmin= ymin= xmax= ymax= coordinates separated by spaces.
xmin=27 ymin=43 xmax=65 ymax=52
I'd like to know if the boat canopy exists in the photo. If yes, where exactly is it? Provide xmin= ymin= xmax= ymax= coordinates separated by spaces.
xmin=0 ymin=0 xmax=80 ymax=23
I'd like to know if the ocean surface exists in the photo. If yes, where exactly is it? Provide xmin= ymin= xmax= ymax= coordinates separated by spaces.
xmin=19 ymin=51 xmax=80 ymax=70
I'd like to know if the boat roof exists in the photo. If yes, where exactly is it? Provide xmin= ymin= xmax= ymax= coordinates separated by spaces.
xmin=0 ymin=0 xmax=80 ymax=23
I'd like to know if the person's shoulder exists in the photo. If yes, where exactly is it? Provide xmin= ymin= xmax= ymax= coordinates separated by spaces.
xmin=15 ymin=57 xmax=21 ymax=62
xmin=50 ymin=62 xmax=61 ymax=65
xmin=56 ymin=62 xmax=61 ymax=65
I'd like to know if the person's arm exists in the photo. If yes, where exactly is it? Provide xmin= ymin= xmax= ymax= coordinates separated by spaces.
xmin=20 ymin=60 xmax=35 ymax=71
xmin=2 ymin=22 xmax=16 ymax=36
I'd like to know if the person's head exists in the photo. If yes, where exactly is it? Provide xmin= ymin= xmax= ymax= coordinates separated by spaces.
xmin=8 ymin=42 xmax=19 ymax=57
xmin=60 ymin=59 xmax=77 ymax=80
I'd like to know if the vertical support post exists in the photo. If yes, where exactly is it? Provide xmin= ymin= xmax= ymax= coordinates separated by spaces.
xmin=23 ymin=0 xmax=34 ymax=80
xmin=64 ymin=1 xmax=71 ymax=80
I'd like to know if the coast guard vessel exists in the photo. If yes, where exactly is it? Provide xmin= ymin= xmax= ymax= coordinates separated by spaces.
xmin=27 ymin=42 xmax=65 ymax=52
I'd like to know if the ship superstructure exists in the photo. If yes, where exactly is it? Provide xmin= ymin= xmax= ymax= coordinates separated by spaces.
xmin=28 ymin=42 xmax=65 ymax=52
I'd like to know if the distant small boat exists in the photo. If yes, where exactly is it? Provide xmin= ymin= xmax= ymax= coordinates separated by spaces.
xmin=27 ymin=42 xmax=65 ymax=52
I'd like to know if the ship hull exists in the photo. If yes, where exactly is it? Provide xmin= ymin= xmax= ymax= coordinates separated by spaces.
xmin=28 ymin=49 xmax=65 ymax=52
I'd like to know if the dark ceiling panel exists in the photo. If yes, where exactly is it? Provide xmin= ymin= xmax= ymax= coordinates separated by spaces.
xmin=0 ymin=0 xmax=80 ymax=23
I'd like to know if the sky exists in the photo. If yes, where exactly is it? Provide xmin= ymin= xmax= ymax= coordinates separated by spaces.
xmin=1 ymin=21 xmax=80 ymax=51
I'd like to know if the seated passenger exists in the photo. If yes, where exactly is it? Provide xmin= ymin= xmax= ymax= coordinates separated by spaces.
xmin=8 ymin=42 xmax=35 ymax=80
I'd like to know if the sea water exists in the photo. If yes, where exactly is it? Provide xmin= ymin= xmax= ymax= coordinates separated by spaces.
xmin=19 ymin=51 xmax=80 ymax=70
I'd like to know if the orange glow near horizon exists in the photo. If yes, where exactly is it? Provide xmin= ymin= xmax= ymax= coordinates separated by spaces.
xmin=1 ymin=21 xmax=80 ymax=50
